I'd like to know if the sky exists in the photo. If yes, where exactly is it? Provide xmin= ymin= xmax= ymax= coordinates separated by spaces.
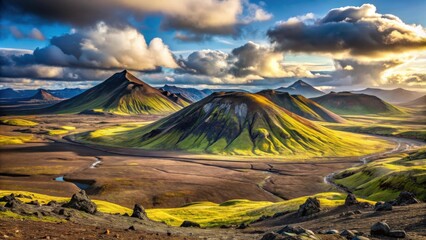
xmin=1 ymin=0 xmax=425 ymax=92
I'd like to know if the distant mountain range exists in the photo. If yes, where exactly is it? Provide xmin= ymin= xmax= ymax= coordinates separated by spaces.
xmin=106 ymin=91 xmax=369 ymax=156
xmin=0 ymin=88 xmax=84 ymax=99
xmin=352 ymin=88 xmax=424 ymax=103
xmin=276 ymin=80 xmax=325 ymax=98
xmin=43 ymin=70 xmax=184 ymax=115
xmin=311 ymin=92 xmax=403 ymax=115
xmin=258 ymin=90 xmax=345 ymax=123
xmin=159 ymin=85 xmax=212 ymax=102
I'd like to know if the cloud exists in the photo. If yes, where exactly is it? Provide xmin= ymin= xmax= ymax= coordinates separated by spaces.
xmin=267 ymin=4 xmax=426 ymax=59
xmin=177 ymin=41 xmax=316 ymax=82
xmin=11 ymin=22 xmax=178 ymax=71
xmin=385 ymin=73 xmax=426 ymax=87
xmin=330 ymin=58 xmax=404 ymax=86
xmin=9 ymin=26 xmax=45 ymax=40
xmin=2 ymin=0 xmax=271 ymax=37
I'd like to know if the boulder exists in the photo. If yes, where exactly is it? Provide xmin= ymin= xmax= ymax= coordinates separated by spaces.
xmin=63 ymin=190 xmax=97 ymax=214
xmin=323 ymin=229 xmax=339 ymax=234
xmin=0 ymin=194 xmax=17 ymax=202
xmin=297 ymin=197 xmax=321 ymax=217
xmin=374 ymin=201 xmax=392 ymax=211
xmin=28 ymin=200 xmax=40 ymax=206
xmin=352 ymin=236 xmax=370 ymax=240
xmin=370 ymin=221 xmax=390 ymax=236
xmin=345 ymin=193 xmax=359 ymax=206
xmin=180 ymin=220 xmax=200 ymax=228
xmin=277 ymin=225 xmax=307 ymax=235
xmin=4 ymin=199 xmax=22 ymax=208
xmin=130 ymin=204 xmax=146 ymax=219
xmin=394 ymin=191 xmax=420 ymax=206
xmin=340 ymin=229 xmax=355 ymax=239
xmin=261 ymin=232 xmax=287 ymax=240
xmin=388 ymin=230 xmax=406 ymax=238
xmin=46 ymin=200 xmax=58 ymax=206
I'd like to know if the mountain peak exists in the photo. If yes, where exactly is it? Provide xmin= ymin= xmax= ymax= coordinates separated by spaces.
xmin=289 ymin=80 xmax=309 ymax=88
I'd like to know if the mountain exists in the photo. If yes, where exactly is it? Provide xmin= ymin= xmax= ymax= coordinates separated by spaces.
xmin=276 ymin=80 xmax=325 ymax=98
xmin=400 ymin=95 xmax=426 ymax=107
xmin=210 ymin=89 xmax=250 ymax=93
xmin=160 ymin=90 xmax=192 ymax=107
xmin=49 ymin=88 xmax=85 ymax=99
xmin=160 ymin=85 xmax=212 ymax=102
xmin=352 ymin=88 xmax=424 ymax=103
xmin=0 ymin=88 xmax=37 ymax=99
xmin=257 ymin=90 xmax=345 ymax=123
xmin=43 ymin=70 xmax=183 ymax=115
xmin=102 ymin=92 xmax=378 ymax=156
xmin=25 ymin=89 xmax=62 ymax=102
xmin=311 ymin=92 xmax=403 ymax=115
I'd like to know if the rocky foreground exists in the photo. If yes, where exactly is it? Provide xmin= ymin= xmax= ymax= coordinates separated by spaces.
xmin=0 ymin=191 xmax=425 ymax=240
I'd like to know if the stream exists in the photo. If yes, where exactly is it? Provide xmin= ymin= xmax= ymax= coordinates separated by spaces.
xmin=54 ymin=157 xmax=102 ymax=190
xmin=323 ymin=136 xmax=425 ymax=193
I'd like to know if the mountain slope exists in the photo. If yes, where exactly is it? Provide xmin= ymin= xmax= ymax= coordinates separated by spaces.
xmin=160 ymin=90 xmax=192 ymax=107
xmin=276 ymin=80 xmax=324 ymax=98
xmin=257 ymin=90 xmax=345 ymax=123
xmin=160 ymin=85 xmax=212 ymax=102
xmin=352 ymin=88 xmax=424 ymax=103
xmin=44 ymin=70 xmax=182 ymax=115
xmin=400 ymin=95 xmax=426 ymax=107
xmin=83 ymin=92 xmax=389 ymax=156
xmin=25 ymin=89 xmax=62 ymax=102
xmin=311 ymin=92 xmax=404 ymax=115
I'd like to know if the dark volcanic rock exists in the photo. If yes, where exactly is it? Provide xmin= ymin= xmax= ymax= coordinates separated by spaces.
xmin=340 ymin=229 xmax=355 ymax=239
xmin=63 ymin=190 xmax=97 ymax=214
xmin=131 ymin=204 xmax=146 ymax=219
xmin=180 ymin=220 xmax=201 ymax=228
xmin=297 ymin=197 xmax=321 ymax=217
xmin=344 ymin=193 xmax=359 ymax=206
xmin=374 ymin=201 xmax=392 ymax=211
xmin=4 ymin=199 xmax=22 ymax=208
xmin=46 ymin=200 xmax=58 ymax=206
xmin=394 ymin=191 xmax=420 ymax=206
xmin=277 ymin=225 xmax=307 ymax=235
xmin=260 ymin=232 xmax=287 ymax=240
xmin=388 ymin=230 xmax=406 ymax=238
xmin=370 ymin=221 xmax=390 ymax=236
xmin=28 ymin=200 xmax=40 ymax=206
xmin=0 ymin=194 xmax=19 ymax=203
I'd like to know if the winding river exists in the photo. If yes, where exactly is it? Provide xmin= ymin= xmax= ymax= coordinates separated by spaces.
xmin=323 ymin=136 xmax=425 ymax=193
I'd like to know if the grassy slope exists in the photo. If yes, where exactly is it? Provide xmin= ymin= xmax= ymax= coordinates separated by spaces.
xmin=46 ymin=71 xmax=182 ymax=115
xmin=77 ymin=93 xmax=391 ymax=157
xmin=0 ymin=134 xmax=33 ymax=145
xmin=258 ymin=90 xmax=345 ymax=123
xmin=1 ymin=118 xmax=38 ymax=127
xmin=311 ymin=92 xmax=404 ymax=115
xmin=0 ymin=190 xmax=373 ymax=228
xmin=321 ymin=114 xmax=426 ymax=141
xmin=333 ymin=148 xmax=426 ymax=201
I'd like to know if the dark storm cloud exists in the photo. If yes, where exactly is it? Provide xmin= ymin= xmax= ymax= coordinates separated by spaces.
xmin=2 ymin=0 xmax=271 ymax=37
xmin=267 ymin=4 xmax=426 ymax=58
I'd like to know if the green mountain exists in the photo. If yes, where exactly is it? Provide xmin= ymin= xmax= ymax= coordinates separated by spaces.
xmin=44 ymin=70 xmax=183 ymax=115
xmin=91 ymin=92 xmax=388 ymax=156
xmin=257 ymin=90 xmax=345 ymax=123
xmin=311 ymin=92 xmax=403 ymax=115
